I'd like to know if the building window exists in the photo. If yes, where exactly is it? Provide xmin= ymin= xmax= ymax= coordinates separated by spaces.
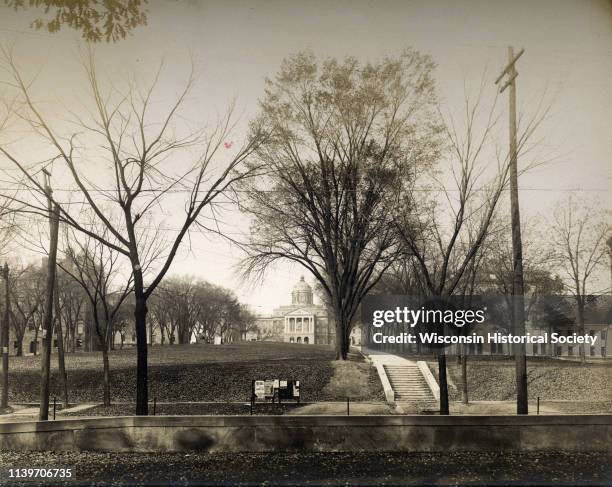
xmin=568 ymin=346 xmax=573 ymax=356
xmin=296 ymin=321 xmax=302 ymax=333
xmin=590 ymin=346 xmax=595 ymax=356
xmin=304 ymin=337 xmax=309 ymax=344
xmin=601 ymin=331 xmax=607 ymax=342
xmin=289 ymin=337 xmax=294 ymax=343
xmin=555 ymin=346 xmax=562 ymax=356
xmin=296 ymin=337 xmax=302 ymax=343
xmin=602 ymin=347 xmax=607 ymax=357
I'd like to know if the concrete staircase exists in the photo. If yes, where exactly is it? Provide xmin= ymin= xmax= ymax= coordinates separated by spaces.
xmin=383 ymin=364 xmax=435 ymax=404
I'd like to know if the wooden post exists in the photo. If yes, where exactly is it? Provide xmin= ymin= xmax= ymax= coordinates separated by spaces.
xmin=496 ymin=46 xmax=528 ymax=415
xmin=43 ymin=168 xmax=68 ymax=410
xmin=39 ymin=203 xmax=60 ymax=421
xmin=438 ymin=352 xmax=449 ymax=415
xmin=1 ymin=263 xmax=9 ymax=409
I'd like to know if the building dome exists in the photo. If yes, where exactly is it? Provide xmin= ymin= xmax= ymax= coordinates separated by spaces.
xmin=291 ymin=276 xmax=313 ymax=305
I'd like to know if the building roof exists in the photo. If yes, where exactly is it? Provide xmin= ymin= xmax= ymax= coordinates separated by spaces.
xmin=292 ymin=275 xmax=312 ymax=294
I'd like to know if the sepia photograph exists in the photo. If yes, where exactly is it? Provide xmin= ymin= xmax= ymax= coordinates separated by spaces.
xmin=0 ymin=0 xmax=610 ymax=486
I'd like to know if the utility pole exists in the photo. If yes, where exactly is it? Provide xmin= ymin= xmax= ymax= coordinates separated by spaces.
xmin=607 ymin=236 xmax=612 ymax=294
xmin=46 ymin=170 xmax=69 ymax=410
xmin=496 ymin=46 xmax=528 ymax=415
xmin=39 ymin=168 xmax=60 ymax=421
xmin=1 ymin=263 xmax=9 ymax=410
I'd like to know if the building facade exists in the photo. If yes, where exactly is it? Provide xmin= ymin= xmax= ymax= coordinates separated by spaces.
xmin=251 ymin=276 xmax=336 ymax=345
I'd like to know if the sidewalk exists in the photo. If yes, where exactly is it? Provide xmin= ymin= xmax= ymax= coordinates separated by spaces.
xmin=0 ymin=403 xmax=99 ymax=423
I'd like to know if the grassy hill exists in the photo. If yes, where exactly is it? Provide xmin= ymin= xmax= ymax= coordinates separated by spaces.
xmin=7 ymin=342 xmax=384 ymax=404
xmin=428 ymin=357 xmax=612 ymax=402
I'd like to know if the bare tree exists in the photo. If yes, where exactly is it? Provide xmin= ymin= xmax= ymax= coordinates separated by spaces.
xmin=151 ymin=277 xmax=251 ymax=345
xmin=56 ymin=271 xmax=87 ymax=352
xmin=9 ymin=263 xmax=45 ymax=356
xmin=240 ymin=50 xmax=442 ymax=359
xmin=550 ymin=196 xmax=610 ymax=363
xmin=481 ymin=217 xmax=563 ymax=332
xmin=59 ymin=224 xmax=133 ymax=406
xmin=148 ymin=290 xmax=175 ymax=345
xmin=1 ymin=48 xmax=266 ymax=414
xmin=393 ymin=79 xmax=549 ymax=414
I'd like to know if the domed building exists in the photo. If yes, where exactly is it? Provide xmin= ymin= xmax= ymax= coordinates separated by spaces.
xmin=252 ymin=276 xmax=335 ymax=344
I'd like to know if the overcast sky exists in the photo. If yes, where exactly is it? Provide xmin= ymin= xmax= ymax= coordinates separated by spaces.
xmin=0 ymin=0 xmax=610 ymax=312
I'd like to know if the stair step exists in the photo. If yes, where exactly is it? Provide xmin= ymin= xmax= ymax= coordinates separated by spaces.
xmin=395 ymin=395 xmax=431 ymax=398
xmin=396 ymin=397 xmax=432 ymax=400
xmin=390 ymin=379 xmax=425 ymax=382
xmin=382 ymin=363 xmax=436 ymax=402
xmin=393 ymin=388 xmax=429 ymax=392
xmin=389 ymin=378 xmax=426 ymax=381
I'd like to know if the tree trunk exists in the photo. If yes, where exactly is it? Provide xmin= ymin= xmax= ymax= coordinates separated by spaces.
xmin=54 ymin=288 xmax=69 ymax=410
xmin=16 ymin=334 xmax=23 ymax=357
xmin=577 ymin=302 xmax=586 ymax=364
xmin=334 ymin=321 xmax=344 ymax=360
xmin=461 ymin=349 xmax=468 ymax=405
xmin=332 ymin=299 xmax=349 ymax=360
xmin=134 ymin=293 xmax=148 ymax=415
xmin=343 ymin=327 xmax=351 ymax=358
xmin=102 ymin=346 xmax=111 ymax=407
xmin=438 ymin=352 xmax=449 ymax=415
xmin=33 ymin=327 xmax=39 ymax=355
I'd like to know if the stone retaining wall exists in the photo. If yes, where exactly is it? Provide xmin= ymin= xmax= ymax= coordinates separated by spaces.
xmin=0 ymin=415 xmax=610 ymax=452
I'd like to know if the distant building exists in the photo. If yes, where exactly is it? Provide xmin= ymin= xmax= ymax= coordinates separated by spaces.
xmin=368 ymin=295 xmax=610 ymax=359
xmin=253 ymin=276 xmax=334 ymax=344
xmin=250 ymin=276 xmax=362 ymax=346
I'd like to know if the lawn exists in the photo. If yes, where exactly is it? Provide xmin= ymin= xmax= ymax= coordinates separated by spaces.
xmin=427 ymin=356 xmax=612 ymax=402
xmin=6 ymin=342 xmax=384 ymax=405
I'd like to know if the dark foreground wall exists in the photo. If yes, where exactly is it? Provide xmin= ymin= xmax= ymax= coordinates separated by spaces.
xmin=0 ymin=415 xmax=610 ymax=452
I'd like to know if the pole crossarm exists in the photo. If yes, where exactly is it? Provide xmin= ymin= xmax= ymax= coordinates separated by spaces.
xmin=495 ymin=47 xmax=525 ymax=85
xmin=499 ymin=71 xmax=519 ymax=94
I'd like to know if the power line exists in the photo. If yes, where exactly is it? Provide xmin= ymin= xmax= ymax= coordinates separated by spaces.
xmin=0 ymin=186 xmax=610 ymax=194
